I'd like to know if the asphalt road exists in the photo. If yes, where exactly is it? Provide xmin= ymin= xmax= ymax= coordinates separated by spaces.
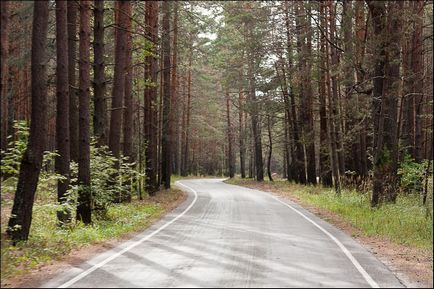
xmin=42 ymin=179 xmax=404 ymax=288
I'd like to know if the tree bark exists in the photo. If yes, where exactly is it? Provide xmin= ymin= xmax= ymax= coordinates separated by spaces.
xmin=1 ymin=1 xmax=10 ymax=152
xmin=109 ymin=1 xmax=129 ymax=161
xmin=7 ymin=1 xmax=49 ymax=241
xmin=93 ymin=0 xmax=107 ymax=146
xmin=226 ymin=90 xmax=235 ymax=178
xmin=68 ymin=1 xmax=79 ymax=162
xmin=368 ymin=0 xmax=403 ymax=206
xmin=76 ymin=0 xmax=91 ymax=224
xmin=161 ymin=1 xmax=172 ymax=189
xmin=123 ymin=1 xmax=133 ymax=162
xmin=55 ymin=0 xmax=71 ymax=224
xmin=144 ymin=1 xmax=159 ymax=194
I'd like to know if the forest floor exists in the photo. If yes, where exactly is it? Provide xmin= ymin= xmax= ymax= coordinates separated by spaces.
xmin=0 ymin=187 xmax=187 ymax=288
xmin=226 ymin=178 xmax=433 ymax=288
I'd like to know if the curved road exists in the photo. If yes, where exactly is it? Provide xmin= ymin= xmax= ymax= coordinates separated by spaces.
xmin=42 ymin=179 xmax=404 ymax=288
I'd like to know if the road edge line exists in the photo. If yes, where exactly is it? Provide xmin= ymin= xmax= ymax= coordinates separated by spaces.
xmin=270 ymin=195 xmax=380 ymax=288
xmin=57 ymin=181 xmax=198 ymax=288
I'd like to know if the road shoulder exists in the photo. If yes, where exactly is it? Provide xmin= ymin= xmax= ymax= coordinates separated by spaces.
xmin=226 ymin=179 xmax=433 ymax=288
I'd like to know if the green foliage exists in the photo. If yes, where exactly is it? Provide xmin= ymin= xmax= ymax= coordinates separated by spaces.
xmin=0 ymin=121 xmax=29 ymax=176
xmin=67 ymin=141 xmax=138 ymax=218
xmin=398 ymin=154 xmax=427 ymax=194
xmin=1 ymin=196 xmax=167 ymax=280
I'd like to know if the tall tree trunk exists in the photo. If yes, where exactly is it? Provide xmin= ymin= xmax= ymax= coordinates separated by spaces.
xmin=93 ymin=0 xmax=107 ymax=146
xmin=122 ymin=0 xmax=133 ymax=202
xmin=354 ymin=0 xmax=368 ymax=176
xmin=368 ymin=0 xmax=403 ymax=206
xmin=318 ymin=1 xmax=332 ymax=186
xmin=55 ymin=0 xmax=71 ymax=224
xmin=68 ymin=1 xmax=79 ymax=162
xmin=0 ymin=1 xmax=10 ymax=152
xmin=267 ymin=115 xmax=273 ymax=182
xmin=144 ymin=1 xmax=159 ymax=194
xmin=123 ymin=1 xmax=133 ymax=161
xmin=109 ymin=1 xmax=129 ymax=173
xmin=161 ymin=1 xmax=172 ymax=189
xmin=325 ymin=1 xmax=341 ymax=194
xmin=296 ymin=2 xmax=316 ymax=184
xmin=411 ymin=0 xmax=424 ymax=161
xmin=76 ymin=0 xmax=91 ymax=223
xmin=170 ymin=2 xmax=179 ymax=175
xmin=7 ymin=1 xmax=49 ymax=241
xmin=181 ymin=40 xmax=193 ymax=177
xmin=226 ymin=90 xmax=235 ymax=178
xmin=238 ymin=78 xmax=246 ymax=178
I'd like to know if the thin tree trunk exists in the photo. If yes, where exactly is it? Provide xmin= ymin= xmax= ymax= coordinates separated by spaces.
xmin=182 ymin=41 xmax=193 ymax=177
xmin=267 ymin=115 xmax=273 ymax=182
xmin=76 ymin=0 xmax=91 ymax=224
xmin=123 ymin=1 xmax=133 ymax=162
xmin=55 ymin=0 xmax=71 ymax=224
xmin=161 ymin=1 xmax=172 ymax=189
xmin=7 ymin=1 xmax=49 ymax=241
xmin=226 ymin=89 xmax=235 ymax=178
xmin=171 ymin=2 xmax=179 ymax=175
xmin=93 ymin=0 xmax=107 ymax=146
xmin=238 ymin=79 xmax=246 ymax=178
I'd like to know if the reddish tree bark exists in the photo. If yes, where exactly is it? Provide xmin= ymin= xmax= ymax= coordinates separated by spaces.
xmin=55 ymin=0 xmax=71 ymax=224
xmin=143 ymin=1 xmax=159 ymax=194
xmin=161 ymin=1 xmax=172 ymax=189
xmin=68 ymin=1 xmax=79 ymax=162
xmin=1 ymin=1 xmax=10 ymax=152
xmin=76 ymin=0 xmax=92 ymax=223
xmin=93 ymin=0 xmax=107 ymax=146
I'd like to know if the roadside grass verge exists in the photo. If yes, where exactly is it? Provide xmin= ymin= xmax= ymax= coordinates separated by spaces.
xmin=0 ymin=186 xmax=184 ymax=283
xmin=225 ymin=178 xmax=433 ymax=250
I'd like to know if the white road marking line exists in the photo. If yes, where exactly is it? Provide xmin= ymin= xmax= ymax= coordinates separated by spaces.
xmin=58 ymin=181 xmax=198 ymax=288
xmin=271 ymin=195 xmax=380 ymax=288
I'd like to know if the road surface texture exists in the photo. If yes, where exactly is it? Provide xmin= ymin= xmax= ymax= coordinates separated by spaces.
xmin=42 ymin=179 xmax=404 ymax=288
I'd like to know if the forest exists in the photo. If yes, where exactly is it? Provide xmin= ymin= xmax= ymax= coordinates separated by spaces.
xmin=0 ymin=1 xmax=433 ymax=287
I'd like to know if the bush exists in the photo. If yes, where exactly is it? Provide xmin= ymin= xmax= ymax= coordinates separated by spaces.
xmin=67 ymin=141 xmax=137 ymax=219
xmin=398 ymin=154 xmax=427 ymax=194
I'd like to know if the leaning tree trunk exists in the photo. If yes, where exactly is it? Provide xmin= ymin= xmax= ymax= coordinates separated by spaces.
xmin=76 ymin=0 xmax=92 ymax=224
xmin=55 ymin=0 xmax=71 ymax=224
xmin=7 ymin=1 xmax=49 ymax=242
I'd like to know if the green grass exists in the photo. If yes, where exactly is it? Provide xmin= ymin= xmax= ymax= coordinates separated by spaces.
xmin=226 ymin=178 xmax=433 ymax=250
xmin=1 ymin=188 xmax=181 ymax=282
